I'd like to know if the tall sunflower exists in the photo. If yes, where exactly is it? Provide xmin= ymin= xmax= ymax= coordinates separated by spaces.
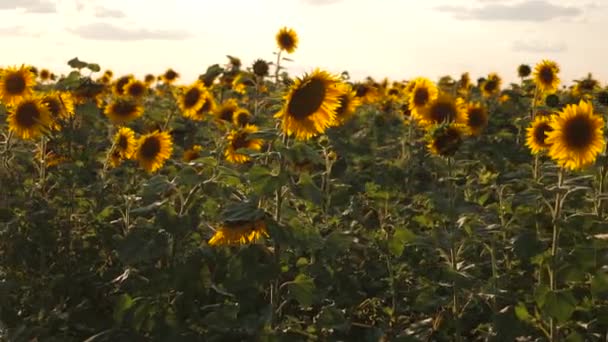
xmin=208 ymin=219 xmax=268 ymax=246
xmin=252 ymin=59 xmax=270 ymax=78
xmin=109 ymin=127 xmax=136 ymax=167
xmin=124 ymin=79 xmax=147 ymax=99
xmin=276 ymin=27 xmax=298 ymax=53
xmin=274 ymin=69 xmax=342 ymax=140
xmin=533 ymin=60 xmax=560 ymax=93
xmin=526 ymin=115 xmax=554 ymax=155
xmin=7 ymin=96 xmax=52 ymax=140
xmin=104 ymin=97 xmax=144 ymax=124
xmin=481 ymin=73 xmax=501 ymax=98
xmin=464 ymin=102 xmax=488 ymax=136
xmin=225 ymin=124 xmax=264 ymax=164
xmin=0 ymin=65 xmax=36 ymax=106
xmin=134 ymin=131 xmax=173 ymax=173
xmin=417 ymin=94 xmax=467 ymax=128
xmin=39 ymin=69 xmax=51 ymax=82
xmin=42 ymin=91 xmax=75 ymax=130
xmin=408 ymin=77 xmax=438 ymax=119
xmin=161 ymin=69 xmax=179 ymax=84
xmin=545 ymin=101 xmax=604 ymax=170
xmin=178 ymin=82 xmax=207 ymax=118
xmin=426 ymin=123 xmax=469 ymax=157
xmin=331 ymin=83 xmax=360 ymax=126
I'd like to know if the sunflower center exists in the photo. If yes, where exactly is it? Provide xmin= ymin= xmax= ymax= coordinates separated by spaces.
xmin=484 ymin=80 xmax=497 ymax=93
xmin=429 ymin=101 xmax=457 ymax=123
xmin=335 ymin=95 xmax=349 ymax=117
xmin=388 ymin=88 xmax=399 ymax=96
xmin=140 ymin=137 xmax=161 ymax=159
xmin=534 ymin=122 xmax=553 ymax=146
xmin=15 ymin=101 xmax=41 ymax=128
xmin=128 ymin=83 xmax=145 ymax=97
xmin=278 ymin=33 xmax=295 ymax=49
xmin=200 ymin=99 xmax=212 ymax=113
xmin=4 ymin=73 xmax=26 ymax=95
xmin=184 ymin=88 xmax=202 ymax=108
xmin=539 ymin=67 xmax=554 ymax=85
xmin=43 ymin=98 xmax=61 ymax=118
xmin=564 ymin=116 xmax=594 ymax=149
xmin=413 ymin=88 xmax=429 ymax=106
xmin=232 ymin=132 xmax=249 ymax=150
xmin=113 ymin=100 xmax=137 ymax=117
xmin=220 ymin=108 xmax=234 ymax=122
xmin=355 ymin=85 xmax=369 ymax=97
xmin=236 ymin=112 xmax=250 ymax=125
xmin=164 ymin=70 xmax=178 ymax=81
xmin=116 ymin=77 xmax=131 ymax=94
xmin=434 ymin=128 xmax=462 ymax=156
xmin=468 ymin=108 xmax=485 ymax=128
xmin=287 ymin=78 xmax=326 ymax=120
xmin=117 ymin=135 xmax=129 ymax=151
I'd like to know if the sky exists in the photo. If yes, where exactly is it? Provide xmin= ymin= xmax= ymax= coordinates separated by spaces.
xmin=0 ymin=0 xmax=606 ymax=86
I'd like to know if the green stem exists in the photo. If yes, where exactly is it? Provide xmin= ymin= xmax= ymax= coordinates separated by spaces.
xmin=274 ymin=50 xmax=282 ymax=85
xmin=549 ymin=168 xmax=564 ymax=341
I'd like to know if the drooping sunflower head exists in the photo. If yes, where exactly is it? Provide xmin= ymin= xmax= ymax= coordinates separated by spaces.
xmin=0 ymin=65 xmax=36 ymax=105
xmin=465 ymin=102 xmax=488 ymax=136
xmin=233 ymin=108 xmax=252 ymax=127
xmin=178 ymin=82 xmax=207 ymax=118
xmin=104 ymin=97 xmax=144 ymax=124
xmin=573 ymin=74 xmax=599 ymax=98
xmin=208 ymin=219 xmax=269 ymax=246
xmin=426 ymin=123 xmax=468 ymax=157
xmin=533 ymin=60 xmax=560 ymax=93
xmin=526 ymin=115 xmax=554 ymax=155
xmin=161 ymin=68 xmax=179 ymax=84
xmin=546 ymin=100 xmax=604 ymax=170
xmin=7 ymin=96 xmax=52 ymax=140
xmin=408 ymin=77 xmax=439 ymax=118
xmin=113 ymin=75 xmax=134 ymax=96
xmin=276 ymin=27 xmax=298 ymax=53
xmin=481 ymin=73 xmax=502 ymax=97
xmin=518 ymin=64 xmax=532 ymax=78
xmin=41 ymin=91 xmax=75 ymax=129
xmin=417 ymin=93 xmax=467 ymax=128
xmin=189 ymin=90 xmax=216 ymax=121
xmin=135 ymin=130 xmax=174 ymax=173
xmin=125 ymin=79 xmax=147 ymax=99
xmin=274 ymin=69 xmax=342 ymax=140
xmin=183 ymin=145 xmax=203 ymax=162
xmin=252 ymin=59 xmax=270 ymax=77
xmin=214 ymin=98 xmax=240 ymax=126
xmin=544 ymin=94 xmax=560 ymax=108
xmin=224 ymin=124 xmax=264 ymax=164
xmin=113 ymin=126 xmax=137 ymax=160
xmin=331 ymin=83 xmax=361 ymax=126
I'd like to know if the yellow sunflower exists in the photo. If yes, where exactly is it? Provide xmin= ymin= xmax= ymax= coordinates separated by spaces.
xmin=113 ymin=126 xmax=137 ymax=159
xmin=161 ymin=68 xmax=179 ymax=84
xmin=481 ymin=73 xmax=501 ymax=98
xmin=233 ymin=108 xmax=252 ymax=127
xmin=189 ymin=90 xmax=216 ymax=121
xmin=465 ymin=102 xmax=488 ymax=136
xmin=225 ymin=124 xmax=264 ymax=164
xmin=526 ymin=115 xmax=554 ymax=155
xmin=208 ymin=219 xmax=268 ymax=246
xmin=183 ymin=145 xmax=203 ymax=162
xmin=39 ymin=69 xmax=51 ymax=81
xmin=417 ymin=94 xmax=467 ymax=128
xmin=353 ymin=82 xmax=378 ymax=104
xmin=214 ymin=98 xmax=240 ymax=126
xmin=0 ymin=65 xmax=36 ymax=106
xmin=112 ymin=75 xmax=134 ymax=96
xmin=545 ymin=101 xmax=604 ymax=170
xmin=134 ymin=131 xmax=173 ymax=173
xmin=124 ymin=79 xmax=147 ymax=99
xmin=426 ymin=123 xmax=469 ymax=157
xmin=276 ymin=27 xmax=298 ymax=53
xmin=274 ymin=69 xmax=342 ymax=140
xmin=144 ymin=74 xmax=156 ymax=85
xmin=7 ymin=96 xmax=52 ymax=140
xmin=408 ymin=77 xmax=438 ymax=119
xmin=41 ymin=91 xmax=75 ymax=130
xmin=572 ymin=74 xmax=599 ymax=98
xmin=331 ymin=83 xmax=360 ymax=126
xmin=533 ymin=60 xmax=560 ymax=93
xmin=104 ymin=97 xmax=144 ymax=124
xmin=457 ymin=72 xmax=471 ymax=94
xmin=178 ymin=82 xmax=207 ymax=118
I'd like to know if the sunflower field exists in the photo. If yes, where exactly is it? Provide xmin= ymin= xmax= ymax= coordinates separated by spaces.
xmin=3 ymin=28 xmax=608 ymax=342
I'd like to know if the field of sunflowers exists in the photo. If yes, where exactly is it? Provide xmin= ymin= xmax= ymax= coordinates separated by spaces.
xmin=2 ymin=27 xmax=608 ymax=341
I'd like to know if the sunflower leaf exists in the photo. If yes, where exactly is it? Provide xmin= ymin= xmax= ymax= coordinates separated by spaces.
xmin=287 ymin=274 xmax=315 ymax=307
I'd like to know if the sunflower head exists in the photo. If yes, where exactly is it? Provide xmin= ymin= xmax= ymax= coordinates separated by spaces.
xmin=178 ymin=82 xmax=207 ymax=118
xmin=113 ymin=75 xmax=134 ymax=96
xmin=426 ymin=123 xmax=468 ymax=157
xmin=331 ymin=83 xmax=361 ymax=126
xmin=225 ymin=124 xmax=264 ymax=164
xmin=252 ymin=59 xmax=270 ymax=77
xmin=233 ymin=108 xmax=252 ymax=127
xmin=104 ymin=97 xmax=144 ymax=124
xmin=125 ymin=79 xmax=147 ymax=99
xmin=526 ymin=115 xmax=554 ymax=155
xmin=188 ymin=90 xmax=216 ymax=121
xmin=135 ymin=130 xmax=174 ymax=173
xmin=214 ymin=98 xmax=240 ymax=126
xmin=408 ymin=77 xmax=439 ymax=118
xmin=0 ymin=65 xmax=36 ymax=105
xmin=481 ymin=73 xmax=501 ymax=97
xmin=533 ymin=60 xmax=560 ymax=93
xmin=417 ymin=93 xmax=467 ymax=128
xmin=465 ymin=102 xmax=488 ymax=136
xmin=545 ymin=94 xmax=560 ymax=108
xmin=597 ymin=90 xmax=608 ymax=106
xmin=42 ymin=91 xmax=75 ymax=129
xmin=7 ymin=96 xmax=52 ymax=140
xmin=276 ymin=27 xmax=298 ymax=53
xmin=144 ymin=74 xmax=156 ymax=85
xmin=113 ymin=126 xmax=137 ymax=160
xmin=104 ymin=70 xmax=114 ymax=79
xmin=457 ymin=72 xmax=471 ymax=91
xmin=39 ymin=69 xmax=51 ymax=81
xmin=183 ymin=145 xmax=203 ymax=162
xmin=208 ymin=219 xmax=269 ymax=246
xmin=274 ymin=69 xmax=342 ymax=140
xmin=518 ymin=64 xmax=532 ymax=78
xmin=545 ymin=100 xmax=605 ymax=170
xmin=573 ymin=74 xmax=599 ymax=97
xmin=161 ymin=69 xmax=179 ymax=84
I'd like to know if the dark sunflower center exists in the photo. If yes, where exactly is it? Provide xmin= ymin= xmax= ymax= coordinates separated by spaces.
xmin=534 ymin=122 xmax=553 ymax=146
xmin=232 ymin=132 xmax=249 ymax=150
xmin=539 ymin=67 xmax=554 ymax=85
xmin=164 ymin=70 xmax=178 ymax=81
xmin=140 ymin=137 xmax=161 ymax=159
xmin=117 ymin=135 xmax=129 ymax=151
xmin=278 ymin=33 xmax=295 ymax=49
xmin=287 ymin=78 xmax=326 ymax=120
xmin=200 ymin=99 xmax=212 ymax=113
xmin=15 ymin=101 xmax=40 ymax=128
xmin=128 ymin=83 xmax=145 ymax=97
xmin=113 ymin=100 xmax=137 ymax=117
xmin=220 ymin=108 xmax=234 ymax=122
xmin=434 ymin=128 xmax=462 ymax=156
xmin=184 ymin=88 xmax=201 ymax=108
xmin=388 ymin=88 xmax=399 ymax=96
xmin=429 ymin=101 xmax=457 ymax=123
xmin=335 ymin=95 xmax=349 ymax=117
xmin=43 ymin=98 xmax=61 ymax=118
xmin=563 ymin=116 xmax=594 ymax=149
xmin=413 ymin=88 xmax=429 ymax=106
xmin=4 ymin=73 xmax=26 ymax=95
xmin=253 ymin=60 xmax=269 ymax=76
xmin=145 ymin=75 xmax=155 ymax=83
xmin=581 ymin=79 xmax=597 ymax=91
xmin=468 ymin=108 xmax=486 ymax=128
xmin=236 ymin=112 xmax=250 ymax=125
xmin=40 ymin=70 xmax=50 ymax=80
xmin=401 ymin=104 xmax=411 ymax=117
xmin=484 ymin=80 xmax=497 ymax=93
xmin=116 ymin=77 xmax=131 ymax=94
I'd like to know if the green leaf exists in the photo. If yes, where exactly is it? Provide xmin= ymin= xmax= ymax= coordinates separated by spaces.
xmin=248 ymin=165 xmax=286 ymax=196
xmin=175 ymin=166 xmax=199 ymax=187
xmin=514 ymin=303 xmax=531 ymax=322
xmin=141 ymin=175 xmax=171 ymax=203
xmin=220 ymin=201 xmax=266 ymax=222
xmin=113 ymin=294 xmax=134 ymax=324
xmin=315 ymin=306 xmax=348 ymax=332
xmin=287 ymin=274 xmax=315 ymax=307
xmin=388 ymin=227 xmax=416 ymax=257
xmin=293 ymin=173 xmax=323 ymax=206
xmin=68 ymin=57 xmax=88 ymax=69
xmin=86 ymin=63 xmax=101 ymax=72
xmin=591 ymin=272 xmax=608 ymax=299
xmin=542 ymin=290 xmax=577 ymax=323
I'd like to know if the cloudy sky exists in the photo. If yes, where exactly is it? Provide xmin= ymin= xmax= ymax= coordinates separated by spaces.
xmin=1 ymin=0 xmax=605 ymax=85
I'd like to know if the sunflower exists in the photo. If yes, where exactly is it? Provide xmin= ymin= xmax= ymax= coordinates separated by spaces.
xmin=124 ymin=79 xmax=147 ymax=99
xmin=183 ymin=145 xmax=203 ymax=162
xmin=408 ymin=77 xmax=438 ymax=119
xmin=465 ymin=102 xmax=488 ymax=136
xmin=276 ymin=27 xmax=298 ymax=53
xmin=104 ymin=97 xmax=144 ymax=124
xmin=533 ymin=60 xmax=560 ymax=93
xmin=39 ymin=69 xmax=51 ymax=81
xmin=573 ymin=74 xmax=599 ymax=98
xmin=353 ymin=82 xmax=377 ymax=104
xmin=112 ymin=75 xmax=133 ymax=96
xmin=208 ymin=219 xmax=268 ymax=246
xmin=161 ymin=68 xmax=179 ymax=84
xmin=252 ymin=59 xmax=270 ymax=77
xmin=103 ymin=70 xmax=114 ymax=78
xmin=178 ymin=82 xmax=207 ymax=118
xmin=134 ymin=130 xmax=173 ymax=173
xmin=417 ymin=94 xmax=467 ymax=128
xmin=0 ymin=65 xmax=36 ymax=105
xmin=225 ymin=124 xmax=264 ymax=164
xmin=189 ymin=90 xmax=216 ymax=121
xmin=331 ymin=83 xmax=360 ymax=126
xmin=546 ymin=101 xmax=604 ymax=170
xmin=214 ymin=99 xmax=240 ymax=126
xmin=597 ymin=90 xmax=608 ymax=106
xmin=457 ymin=72 xmax=471 ymax=94
xmin=233 ymin=108 xmax=252 ymax=127
xmin=7 ymin=96 xmax=52 ymax=140
xmin=426 ymin=123 xmax=468 ymax=157
xmin=144 ymin=74 xmax=156 ymax=85
xmin=274 ymin=69 xmax=342 ymax=140
xmin=113 ymin=126 xmax=137 ymax=159
xmin=481 ymin=73 xmax=501 ymax=97
xmin=41 ymin=91 xmax=75 ymax=129
xmin=518 ymin=64 xmax=531 ymax=78
xmin=526 ymin=115 xmax=554 ymax=155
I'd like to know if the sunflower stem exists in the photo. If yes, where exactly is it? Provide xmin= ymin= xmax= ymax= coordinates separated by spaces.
xmin=549 ymin=168 xmax=565 ymax=342
xmin=39 ymin=135 xmax=47 ymax=193
xmin=274 ymin=50 xmax=282 ymax=85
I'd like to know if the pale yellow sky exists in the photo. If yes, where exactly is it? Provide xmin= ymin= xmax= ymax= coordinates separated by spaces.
xmin=1 ymin=0 xmax=606 ymax=85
